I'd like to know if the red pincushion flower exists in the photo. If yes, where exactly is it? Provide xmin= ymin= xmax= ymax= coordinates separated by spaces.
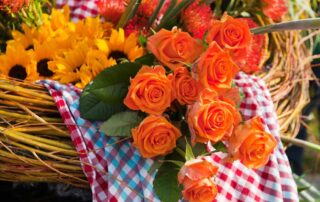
xmin=124 ymin=0 xmax=171 ymax=36
xmin=181 ymin=0 xmax=213 ymax=39
xmin=125 ymin=17 xmax=149 ymax=36
xmin=0 ymin=0 xmax=30 ymax=13
xmin=238 ymin=18 xmax=267 ymax=74
xmin=261 ymin=0 xmax=288 ymax=21
xmin=138 ymin=0 xmax=159 ymax=18
xmin=96 ymin=0 xmax=127 ymax=25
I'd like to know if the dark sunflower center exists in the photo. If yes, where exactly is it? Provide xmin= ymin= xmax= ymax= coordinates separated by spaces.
xmin=9 ymin=65 xmax=27 ymax=80
xmin=37 ymin=58 xmax=53 ymax=77
xmin=26 ymin=45 xmax=34 ymax=50
xmin=109 ymin=51 xmax=128 ymax=62
xmin=73 ymin=66 xmax=82 ymax=73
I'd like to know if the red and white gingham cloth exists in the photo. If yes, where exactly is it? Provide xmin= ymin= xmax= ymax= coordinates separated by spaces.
xmin=55 ymin=0 xmax=99 ymax=20
xmin=48 ymin=2 xmax=299 ymax=201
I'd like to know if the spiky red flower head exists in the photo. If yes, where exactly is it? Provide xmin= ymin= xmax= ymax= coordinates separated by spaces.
xmin=138 ymin=0 xmax=159 ymax=17
xmin=96 ymin=0 xmax=127 ymax=25
xmin=124 ymin=0 xmax=171 ymax=36
xmin=0 ymin=0 xmax=30 ymax=13
xmin=261 ymin=0 xmax=288 ymax=21
xmin=238 ymin=18 xmax=267 ymax=74
xmin=181 ymin=0 xmax=213 ymax=39
xmin=125 ymin=17 xmax=149 ymax=36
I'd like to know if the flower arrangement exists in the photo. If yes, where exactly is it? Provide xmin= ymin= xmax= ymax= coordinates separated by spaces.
xmin=0 ymin=0 xmax=320 ymax=201
xmin=77 ymin=1 xmax=295 ymax=201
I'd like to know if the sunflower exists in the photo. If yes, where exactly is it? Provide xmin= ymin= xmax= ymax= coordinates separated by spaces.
xmin=86 ymin=49 xmax=116 ymax=77
xmin=32 ymin=40 xmax=61 ymax=79
xmin=42 ymin=5 xmax=71 ymax=31
xmin=106 ymin=28 xmax=144 ymax=62
xmin=7 ymin=24 xmax=35 ymax=50
xmin=0 ymin=45 xmax=38 ymax=81
xmin=74 ymin=17 xmax=105 ymax=40
xmin=76 ymin=64 xmax=93 ymax=89
xmin=48 ymin=41 xmax=90 ymax=86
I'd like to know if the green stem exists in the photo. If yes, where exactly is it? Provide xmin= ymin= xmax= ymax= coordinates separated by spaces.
xmin=214 ymin=0 xmax=222 ymax=17
xmin=226 ymin=0 xmax=236 ymax=12
xmin=175 ymin=147 xmax=186 ymax=159
xmin=281 ymin=136 xmax=320 ymax=153
xmin=148 ymin=0 xmax=165 ymax=27
xmin=116 ymin=0 xmax=141 ymax=29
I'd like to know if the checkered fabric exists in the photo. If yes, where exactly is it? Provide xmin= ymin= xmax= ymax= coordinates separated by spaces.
xmin=55 ymin=0 xmax=99 ymax=20
xmin=41 ymin=72 xmax=298 ymax=202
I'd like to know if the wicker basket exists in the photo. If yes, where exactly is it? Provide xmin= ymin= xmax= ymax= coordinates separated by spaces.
xmin=259 ymin=29 xmax=319 ymax=138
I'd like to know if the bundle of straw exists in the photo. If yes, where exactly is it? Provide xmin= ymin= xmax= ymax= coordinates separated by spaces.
xmin=0 ymin=77 xmax=87 ymax=188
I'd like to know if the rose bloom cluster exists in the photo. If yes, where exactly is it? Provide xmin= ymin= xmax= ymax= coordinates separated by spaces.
xmin=123 ymin=14 xmax=277 ymax=201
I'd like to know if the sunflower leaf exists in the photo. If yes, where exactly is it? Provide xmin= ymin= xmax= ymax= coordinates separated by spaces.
xmin=79 ymin=62 xmax=142 ymax=121
xmin=100 ymin=111 xmax=143 ymax=137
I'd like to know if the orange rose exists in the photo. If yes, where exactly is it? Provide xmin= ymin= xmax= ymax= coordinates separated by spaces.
xmin=188 ymin=88 xmax=242 ymax=144
xmin=178 ymin=158 xmax=218 ymax=202
xmin=182 ymin=178 xmax=218 ymax=202
xmin=147 ymin=28 xmax=204 ymax=70
xmin=227 ymin=116 xmax=277 ymax=169
xmin=178 ymin=158 xmax=218 ymax=184
xmin=169 ymin=66 xmax=199 ymax=105
xmin=132 ymin=115 xmax=181 ymax=158
xmin=124 ymin=65 xmax=172 ymax=115
xmin=196 ymin=42 xmax=239 ymax=94
xmin=206 ymin=15 xmax=252 ymax=61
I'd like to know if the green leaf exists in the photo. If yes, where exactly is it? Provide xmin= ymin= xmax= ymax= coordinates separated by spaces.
xmin=138 ymin=33 xmax=147 ymax=47
xmin=116 ymin=0 xmax=141 ymax=28
xmin=79 ymin=91 xmax=126 ymax=121
xmin=298 ymin=186 xmax=310 ymax=193
xmin=135 ymin=53 xmax=155 ymax=66
xmin=79 ymin=62 xmax=142 ymax=121
xmin=89 ymin=62 xmax=141 ymax=103
xmin=180 ymin=120 xmax=191 ymax=137
xmin=154 ymin=162 xmax=182 ymax=202
xmin=160 ymin=160 xmax=184 ymax=167
xmin=157 ymin=0 xmax=192 ymax=30
xmin=100 ymin=111 xmax=143 ymax=137
xmin=251 ymin=18 xmax=320 ymax=35
xmin=147 ymin=0 xmax=166 ymax=27
xmin=185 ymin=140 xmax=195 ymax=161
xmin=149 ymin=157 xmax=165 ymax=174
xmin=213 ymin=141 xmax=227 ymax=153
xmin=192 ymin=143 xmax=207 ymax=156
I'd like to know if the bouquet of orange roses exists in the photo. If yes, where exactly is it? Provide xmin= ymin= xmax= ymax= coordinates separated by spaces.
xmin=77 ymin=1 xmax=309 ymax=201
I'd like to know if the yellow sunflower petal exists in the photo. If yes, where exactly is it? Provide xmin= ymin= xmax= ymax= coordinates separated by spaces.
xmin=109 ymin=28 xmax=125 ymax=51
xmin=95 ymin=39 xmax=110 ymax=54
